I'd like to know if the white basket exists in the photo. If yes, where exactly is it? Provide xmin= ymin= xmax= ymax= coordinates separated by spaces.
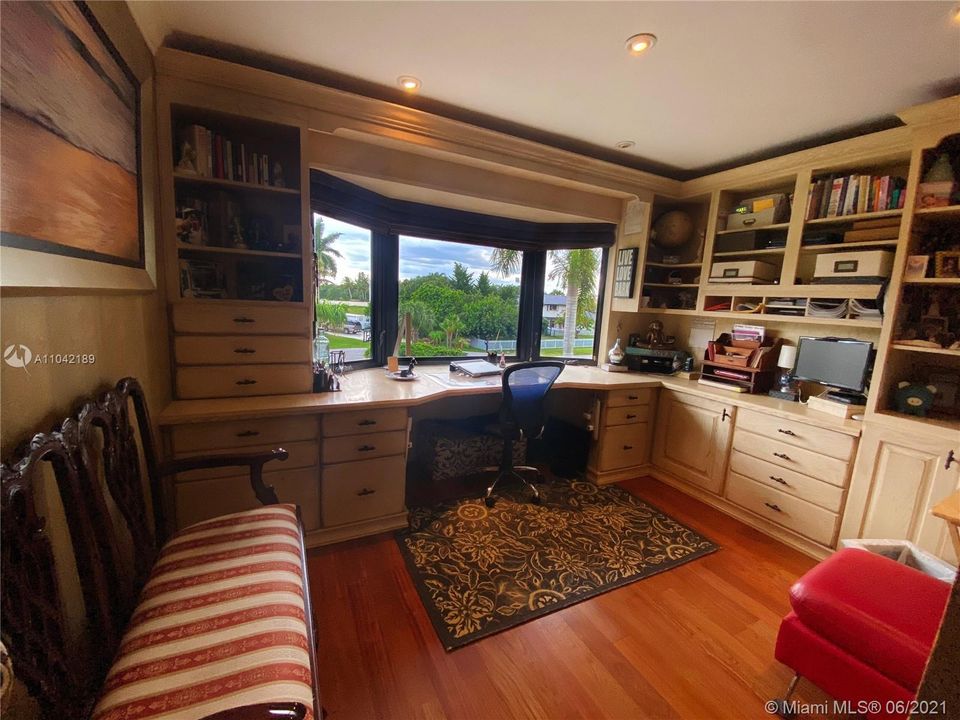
xmin=839 ymin=539 xmax=957 ymax=583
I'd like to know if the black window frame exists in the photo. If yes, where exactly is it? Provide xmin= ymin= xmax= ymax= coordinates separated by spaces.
xmin=310 ymin=172 xmax=614 ymax=368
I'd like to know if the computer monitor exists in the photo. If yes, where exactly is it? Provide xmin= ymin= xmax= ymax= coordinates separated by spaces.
xmin=792 ymin=337 xmax=873 ymax=403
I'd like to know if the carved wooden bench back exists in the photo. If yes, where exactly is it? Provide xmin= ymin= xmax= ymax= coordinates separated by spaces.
xmin=1 ymin=378 xmax=164 ymax=720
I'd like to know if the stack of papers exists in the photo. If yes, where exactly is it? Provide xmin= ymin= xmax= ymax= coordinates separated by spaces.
xmin=850 ymin=299 xmax=881 ymax=319
xmin=807 ymin=299 xmax=848 ymax=319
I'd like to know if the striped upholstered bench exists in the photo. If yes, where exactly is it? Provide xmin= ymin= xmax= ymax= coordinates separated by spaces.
xmin=1 ymin=379 xmax=320 ymax=720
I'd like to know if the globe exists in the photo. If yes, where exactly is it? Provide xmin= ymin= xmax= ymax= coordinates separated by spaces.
xmin=651 ymin=210 xmax=695 ymax=249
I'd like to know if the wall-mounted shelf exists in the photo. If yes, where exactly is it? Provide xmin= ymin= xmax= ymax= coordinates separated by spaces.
xmin=715 ymin=222 xmax=791 ymax=236
xmin=890 ymin=344 xmax=960 ymax=356
xmin=805 ymin=209 xmax=902 ymax=225
xmin=712 ymin=248 xmax=787 ymax=258
xmin=643 ymin=283 xmax=700 ymax=288
xmin=901 ymin=278 xmax=960 ymax=286
xmin=645 ymin=261 xmax=703 ymax=269
xmin=176 ymin=243 xmax=301 ymax=259
xmin=799 ymin=240 xmax=899 ymax=252
xmin=173 ymin=172 xmax=301 ymax=196
xmin=913 ymin=205 xmax=960 ymax=218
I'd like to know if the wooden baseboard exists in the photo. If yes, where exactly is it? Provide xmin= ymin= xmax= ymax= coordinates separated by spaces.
xmin=586 ymin=464 xmax=652 ymax=485
xmin=305 ymin=511 xmax=409 ymax=547
xmin=647 ymin=468 xmax=832 ymax=560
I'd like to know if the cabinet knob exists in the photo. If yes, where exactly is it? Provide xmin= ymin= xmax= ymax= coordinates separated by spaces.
xmin=626 ymin=414 xmax=637 ymax=420
xmin=773 ymin=452 xmax=791 ymax=461
xmin=769 ymin=475 xmax=788 ymax=485
xmin=946 ymin=450 xmax=956 ymax=470
xmin=357 ymin=488 xmax=376 ymax=497
xmin=236 ymin=379 xmax=257 ymax=386
xmin=233 ymin=316 xmax=255 ymax=324
xmin=236 ymin=430 xmax=260 ymax=438
xmin=358 ymin=445 xmax=376 ymax=452
xmin=628 ymin=395 xmax=639 ymax=400
xmin=777 ymin=429 xmax=796 ymax=437
xmin=764 ymin=502 xmax=782 ymax=513
xmin=234 ymin=347 xmax=256 ymax=354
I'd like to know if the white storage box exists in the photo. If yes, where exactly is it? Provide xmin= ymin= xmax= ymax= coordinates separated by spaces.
xmin=725 ymin=194 xmax=790 ymax=231
xmin=839 ymin=539 xmax=956 ymax=582
xmin=709 ymin=259 xmax=779 ymax=284
xmin=813 ymin=250 xmax=894 ymax=283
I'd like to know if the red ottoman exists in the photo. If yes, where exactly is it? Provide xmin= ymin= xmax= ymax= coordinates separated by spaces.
xmin=774 ymin=548 xmax=951 ymax=719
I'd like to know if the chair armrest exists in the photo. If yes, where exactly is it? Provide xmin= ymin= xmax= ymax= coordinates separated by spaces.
xmin=159 ymin=448 xmax=289 ymax=506
xmin=200 ymin=703 xmax=307 ymax=720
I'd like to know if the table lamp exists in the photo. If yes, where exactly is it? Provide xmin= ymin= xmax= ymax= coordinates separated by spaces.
xmin=768 ymin=344 xmax=799 ymax=401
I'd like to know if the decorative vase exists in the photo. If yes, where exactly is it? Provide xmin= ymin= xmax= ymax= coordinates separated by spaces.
xmin=608 ymin=338 xmax=625 ymax=365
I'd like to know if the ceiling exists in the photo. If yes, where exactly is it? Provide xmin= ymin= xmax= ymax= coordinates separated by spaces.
xmin=128 ymin=1 xmax=960 ymax=177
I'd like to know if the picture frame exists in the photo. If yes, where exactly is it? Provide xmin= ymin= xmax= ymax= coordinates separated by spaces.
xmin=904 ymin=255 xmax=929 ymax=280
xmin=935 ymin=251 xmax=960 ymax=279
xmin=613 ymin=247 xmax=638 ymax=298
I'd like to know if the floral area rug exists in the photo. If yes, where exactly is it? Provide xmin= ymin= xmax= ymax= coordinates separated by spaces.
xmin=396 ymin=479 xmax=718 ymax=650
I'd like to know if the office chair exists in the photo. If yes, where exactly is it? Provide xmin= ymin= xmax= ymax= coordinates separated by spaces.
xmin=482 ymin=361 xmax=564 ymax=507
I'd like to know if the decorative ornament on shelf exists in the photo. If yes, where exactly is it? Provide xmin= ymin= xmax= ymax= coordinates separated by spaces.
xmin=917 ymin=152 xmax=957 ymax=208
xmin=894 ymin=381 xmax=937 ymax=417
xmin=608 ymin=337 xmax=625 ymax=365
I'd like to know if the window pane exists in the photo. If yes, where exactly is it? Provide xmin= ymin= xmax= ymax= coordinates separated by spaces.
xmin=398 ymin=235 xmax=520 ymax=358
xmin=540 ymin=248 xmax=602 ymax=360
xmin=313 ymin=213 xmax=372 ymax=363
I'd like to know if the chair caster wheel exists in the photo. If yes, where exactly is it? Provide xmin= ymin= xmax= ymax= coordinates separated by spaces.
xmin=484 ymin=496 xmax=495 ymax=508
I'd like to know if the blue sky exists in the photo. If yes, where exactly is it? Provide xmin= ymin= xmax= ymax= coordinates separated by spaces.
xmin=317 ymin=214 xmax=521 ymax=285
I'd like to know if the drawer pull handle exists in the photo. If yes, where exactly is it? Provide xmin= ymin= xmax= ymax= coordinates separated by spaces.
xmin=234 ymin=347 xmax=256 ymax=354
xmin=773 ymin=452 xmax=791 ymax=461
xmin=743 ymin=218 xmax=756 ymax=226
xmin=236 ymin=379 xmax=258 ymax=386
xmin=946 ymin=450 xmax=956 ymax=470
xmin=722 ymin=408 xmax=730 ymax=422
xmin=764 ymin=502 xmax=782 ymax=512
xmin=627 ymin=395 xmax=639 ymax=400
xmin=358 ymin=419 xmax=377 ymax=426
xmin=777 ymin=429 xmax=796 ymax=437
xmin=357 ymin=488 xmax=376 ymax=497
xmin=769 ymin=475 xmax=788 ymax=485
xmin=236 ymin=430 xmax=260 ymax=438
xmin=358 ymin=445 xmax=376 ymax=452
xmin=626 ymin=414 xmax=637 ymax=420
xmin=623 ymin=445 xmax=634 ymax=450
xmin=233 ymin=316 xmax=256 ymax=324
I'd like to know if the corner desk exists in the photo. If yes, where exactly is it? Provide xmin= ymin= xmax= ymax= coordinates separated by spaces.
xmin=158 ymin=366 xmax=864 ymax=556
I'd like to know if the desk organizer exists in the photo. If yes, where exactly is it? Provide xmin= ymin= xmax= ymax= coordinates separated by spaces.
xmin=702 ymin=334 xmax=781 ymax=393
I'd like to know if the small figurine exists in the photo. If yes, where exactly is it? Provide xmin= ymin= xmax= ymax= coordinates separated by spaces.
xmin=176 ymin=141 xmax=198 ymax=174
xmin=400 ymin=357 xmax=417 ymax=378
xmin=272 ymin=161 xmax=285 ymax=188
xmin=894 ymin=381 xmax=937 ymax=416
xmin=645 ymin=320 xmax=666 ymax=347
xmin=498 ymin=351 xmax=506 ymax=369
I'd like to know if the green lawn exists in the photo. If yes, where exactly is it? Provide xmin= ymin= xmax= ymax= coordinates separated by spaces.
xmin=327 ymin=334 xmax=369 ymax=350
xmin=541 ymin=346 xmax=594 ymax=357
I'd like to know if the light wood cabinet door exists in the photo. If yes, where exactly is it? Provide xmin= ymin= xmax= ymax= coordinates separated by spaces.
xmin=653 ymin=391 xmax=735 ymax=495
xmin=842 ymin=422 xmax=959 ymax=563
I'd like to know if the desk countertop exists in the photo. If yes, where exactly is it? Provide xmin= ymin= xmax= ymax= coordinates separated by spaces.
xmin=157 ymin=365 xmax=864 ymax=436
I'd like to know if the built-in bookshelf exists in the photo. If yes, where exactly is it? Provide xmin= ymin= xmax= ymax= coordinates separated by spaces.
xmin=169 ymin=105 xmax=305 ymax=304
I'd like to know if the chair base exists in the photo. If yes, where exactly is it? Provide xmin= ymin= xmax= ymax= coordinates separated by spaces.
xmin=481 ymin=465 xmax=543 ymax=507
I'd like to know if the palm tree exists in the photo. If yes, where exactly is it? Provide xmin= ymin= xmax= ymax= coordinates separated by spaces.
xmin=488 ymin=248 xmax=521 ymax=278
xmin=441 ymin=315 xmax=464 ymax=348
xmin=313 ymin=216 xmax=343 ymax=282
xmin=548 ymin=249 xmax=600 ymax=356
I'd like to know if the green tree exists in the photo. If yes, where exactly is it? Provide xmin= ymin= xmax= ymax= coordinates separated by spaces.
xmin=410 ymin=283 xmax=465 ymax=323
xmin=313 ymin=216 xmax=343 ymax=281
xmin=316 ymin=300 xmax=347 ymax=330
xmin=355 ymin=271 xmax=370 ymax=301
xmin=452 ymin=262 xmax=475 ymax=293
xmin=549 ymin=249 xmax=600 ymax=355
xmin=441 ymin=315 xmax=464 ymax=348
xmin=489 ymin=248 xmax=521 ymax=278
xmin=399 ymin=299 xmax=436 ymax=342
xmin=476 ymin=271 xmax=492 ymax=296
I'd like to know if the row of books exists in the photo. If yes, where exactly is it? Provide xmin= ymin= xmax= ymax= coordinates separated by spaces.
xmin=805 ymin=174 xmax=906 ymax=220
xmin=178 ymin=124 xmax=277 ymax=186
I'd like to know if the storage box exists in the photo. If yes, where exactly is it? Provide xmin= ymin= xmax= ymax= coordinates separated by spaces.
xmin=725 ymin=194 xmax=790 ymax=231
xmin=714 ymin=229 xmax=788 ymax=254
xmin=813 ymin=250 xmax=894 ymax=283
xmin=839 ymin=539 xmax=957 ymax=582
xmin=710 ymin=259 xmax=779 ymax=284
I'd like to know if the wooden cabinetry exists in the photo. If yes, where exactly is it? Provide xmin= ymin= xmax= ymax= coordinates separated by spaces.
xmin=652 ymin=391 xmax=734 ymax=494
xmin=587 ymin=388 xmax=656 ymax=484
xmin=841 ymin=419 xmax=959 ymax=563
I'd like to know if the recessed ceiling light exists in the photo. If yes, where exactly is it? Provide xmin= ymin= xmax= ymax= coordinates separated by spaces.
xmin=397 ymin=75 xmax=421 ymax=92
xmin=615 ymin=140 xmax=636 ymax=150
xmin=953 ymin=4 xmax=960 ymax=23
xmin=625 ymin=33 xmax=657 ymax=56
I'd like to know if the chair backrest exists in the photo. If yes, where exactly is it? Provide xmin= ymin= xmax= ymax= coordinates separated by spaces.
xmin=500 ymin=361 xmax=565 ymax=436
xmin=0 ymin=378 xmax=164 ymax=719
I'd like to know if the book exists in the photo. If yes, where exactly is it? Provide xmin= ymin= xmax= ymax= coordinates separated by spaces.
xmin=842 ymin=226 xmax=900 ymax=242
xmin=806 ymin=394 xmax=865 ymax=419
xmin=826 ymin=177 xmax=844 ymax=217
xmin=856 ymin=175 xmax=870 ymax=214
xmin=807 ymin=180 xmax=825 ymax=220
xmin=698 ymin=377 xmax=748 ymax=393
xmin=819 ymin=174 xmax=835 ymax=218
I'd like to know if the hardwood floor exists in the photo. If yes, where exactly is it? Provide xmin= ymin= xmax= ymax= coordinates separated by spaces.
xmin=307 ymin=476 xmax=836 ymax=720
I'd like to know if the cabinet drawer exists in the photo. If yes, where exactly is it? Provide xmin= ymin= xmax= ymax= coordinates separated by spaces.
xmin=598 ymin=423 xmax=650 ymax=471
xmin=175 ymin=335 xmax=311 ymax=365
xmin=604 ymin=404 xmax=652 ymax=426
xmin=322 ymin=431 xmax=406 ymax=465
xmin=172 ymin=304 xmax=310 ymax=336
xmin=170 ymin=416 xmax=317 ymax=453
xmin=728 ymin=449 xmax=844 ymax=512
xmin=725 ymin=471 xmax=838 ymax=546
xmin=736 ymin=408 xmax=855 ymax=461
xmin=733 ymin=429 xmax=850 ymax=487
xmin=176 ymin=364 xmax=312 ymax=399
xmin=606 ymin=388 xmax=653 ymax=408
xmin=321 ymin=408 xmax=408 ymax=437
xmin=174 ymin=440 xmax=318 ymax=481
xmin=175 ymin=466 xmax=320 ymax=532
xmin=321 ymin=456 xmax=406 ymax=526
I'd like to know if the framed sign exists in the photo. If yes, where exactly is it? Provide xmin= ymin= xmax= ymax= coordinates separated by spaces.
xmin=613 ymin=247 xmax=638 ymax=298
xmin=1 ymin=2 xmax=143 ymax=270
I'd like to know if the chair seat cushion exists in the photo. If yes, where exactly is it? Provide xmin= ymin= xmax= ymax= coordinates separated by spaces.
xmin=788 ymin=548 xmax=950 ymax=690
xmin=93 ymin=505 xmax=314 ymax=720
